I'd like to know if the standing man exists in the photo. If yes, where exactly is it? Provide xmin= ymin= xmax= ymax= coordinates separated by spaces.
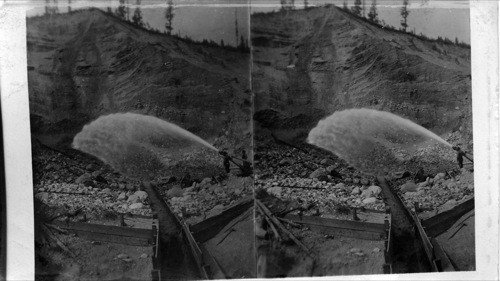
xmin=219 ymin=150 xmax=232 ymax=173
xmin=452 ymin=146 xmax=473 ymax=168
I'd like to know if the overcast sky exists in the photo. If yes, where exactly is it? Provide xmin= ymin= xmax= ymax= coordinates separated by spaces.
xmin=22 ymin=0 xmax=469 ymax=44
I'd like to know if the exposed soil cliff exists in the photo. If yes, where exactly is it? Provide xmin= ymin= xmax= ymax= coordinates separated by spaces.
xmin=27 ymin=9 xmax=251 ymax=151
xmin=252 ymin=5 xmax=472 ymax=147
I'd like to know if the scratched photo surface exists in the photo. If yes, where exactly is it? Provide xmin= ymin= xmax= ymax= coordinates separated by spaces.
xmin=27 ymin=0 xmax=255 ymax=279
xmin=251 ymin=0 xmax=474 ymax=277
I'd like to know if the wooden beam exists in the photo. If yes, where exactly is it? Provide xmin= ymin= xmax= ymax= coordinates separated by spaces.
xmin=52 ymin=220 xmax=154 ymax=246
xmin=430 ymin=238 xmax=456 ymax=272
xmin=411 ymin=211 xmax=437 ymax=271
xmin=256 ymin=200 xmax=316 ymax=258
xmin=190 ymin=197 xmax=253 ymax=243
xmin=284 ymin=215 xmax=386 ymax=235
xmin=422 ymin=198 xmax=474 ymax=237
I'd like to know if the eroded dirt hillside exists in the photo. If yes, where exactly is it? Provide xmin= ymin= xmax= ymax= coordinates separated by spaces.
xmin=27 ymin=9 xmax=251 ymax=151
xmin=252 ymin=5 xmax=472 ymax=146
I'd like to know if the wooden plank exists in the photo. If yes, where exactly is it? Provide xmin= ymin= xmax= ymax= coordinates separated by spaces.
xmin=256 ymin=200 xmax=316 ymax=258
xmin=412 ymin=211 xmax=439 ymax=272
xmin=385 ymin=213 xmax=393 ymax=263
xmin=191 ymin=197 xmax=253 ymax=243
xmin=53 ymin=220 xmax=154 ymax=239
xmin=307 ymin=224 xmax=384 ymax=240
xmin=70 ymin=229 xmax=152 ymax=246
xmin=183 ymin=222 xmax=209 ymax=280
xmin=430 ymin=238 xmax=456 ymax=272
xmin=198 ymin=243 xmax=226 ymax=279
xmin=284 ymin=214 xmax=386 ymax=234
xmin=422 ymin=198 xmax=474 ymax=237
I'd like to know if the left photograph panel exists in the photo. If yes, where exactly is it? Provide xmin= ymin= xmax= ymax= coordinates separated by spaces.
xmin=27 ymin=0 xmax=254 ymax=279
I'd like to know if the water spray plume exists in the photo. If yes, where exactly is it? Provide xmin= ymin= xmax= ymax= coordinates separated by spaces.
xmin=72 ymin=112 xmax=218 ymax=180
xmin=307 ymin=108 xmax=452 ymax=175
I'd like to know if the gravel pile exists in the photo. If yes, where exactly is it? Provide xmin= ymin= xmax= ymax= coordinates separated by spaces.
xmin=398 ymin=168 xmax=474 ymax=212
xmin=34 ymin=183 xmax=153 ymax=216
xmin=166 ymin=175 xmax=253 ymax=221
xmin=254 ymin=137 xmax=386 ymax=213
xmin=32 ymin=143 xmax=153 ymax=217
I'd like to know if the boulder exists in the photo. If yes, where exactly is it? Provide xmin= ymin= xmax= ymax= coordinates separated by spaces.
xmin=360 ymin=178 xmax=369 ymax=186
xmin=441 ymin=199 xmax=457 ymax=209
xmin=361 ymin=189 xmax=374 ymax=198
xmin=101 ymin=188 xmax=112 ymax=195
xmin=134 ymin=191 xmax=148 ymax=201
xmin=35 ymin=192 xmax=49 ymax=201
xmin=434 ymin=173 xmax=446 ymax=181
xmin=117 ymin=192 xmax=127 ymax=201
xmin=334 ymin=183 xmax=345 ymax=190
xmin=167 ymin=186 xmax=184 ymax=198
xmin=327 ymin=194 xmax=337 ymax=200
xmin=75 ymin=173 xmax=92 ymax=185
xmin=200 ymin=177 xmax=211 ymax=186
xmin=129 ymin=203 xmax=143 ymax=210
xmin=208 ymin=204 xmax=224 ymax=217
xmin=326 ymin=165 xmax=336 ymax=173
xmin=310 ymin=168 xmax=328 ymax=179
xmin=418 ymin=181 xmax=428 ymax=188
xmin=351 ymin=186 xmax=360 ymax=195
xmin=362 ymin=197 xmax=377 ymax=204
xmin=126 ymin=184 xmax=135 ymax=191
xmin=401 ymin=181 xmax=417 ymax=193
xmin=127 ymin=194 xmax=141 ymax=204
xmin=367 ymin=185 xmax=382 ymax=197
xmin=267 ymin=186 xmax=282 ymax=197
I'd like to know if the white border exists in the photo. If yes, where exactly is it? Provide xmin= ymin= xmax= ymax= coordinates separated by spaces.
xmin=0 ymin=1 xmax=498 ymax=280
xmin=0 ymin=3 xmax=35 ymax=281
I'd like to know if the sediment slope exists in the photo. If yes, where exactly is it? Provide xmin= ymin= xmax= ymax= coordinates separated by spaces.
xmin=27 ymin=9 xmax=251 ymax=150
xmin=252 ymin=5 xmax=472 ymax=145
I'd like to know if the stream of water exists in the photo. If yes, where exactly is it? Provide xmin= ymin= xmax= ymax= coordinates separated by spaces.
xmin=307 ymin=108 xmax=452 ymax=175
xmin=72 ymin=112 xmax=218 ymax=180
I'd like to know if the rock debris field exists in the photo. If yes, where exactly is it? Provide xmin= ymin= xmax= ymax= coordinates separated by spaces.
xmin=254 ymin=132 xmax=474 ymax=217
xmin=33 ymin=140 xmax=253 ymax=225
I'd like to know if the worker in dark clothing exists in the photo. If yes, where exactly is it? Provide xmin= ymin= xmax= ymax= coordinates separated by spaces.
xmin=219 ymin=150 xmax=231 ymax=173
xmin=239 ymin=160 xmax=253 ymax=177
xmin=241 ymin=149 xmax=247 ymax=161
xmin=414 ymin=167 xmax=426 ymax=182
xmin=452 ymin=146 xmax=473 ymax=168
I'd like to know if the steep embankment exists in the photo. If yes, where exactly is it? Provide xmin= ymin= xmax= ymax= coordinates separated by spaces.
xmin=27 ymin=9 xmax=251 ymax=150
xmin=252 ymin=6 xmax=472 ymax=146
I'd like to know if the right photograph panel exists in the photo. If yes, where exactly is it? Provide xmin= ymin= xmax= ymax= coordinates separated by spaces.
xmin=251 ymin=0 xmax=473 ymax=277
